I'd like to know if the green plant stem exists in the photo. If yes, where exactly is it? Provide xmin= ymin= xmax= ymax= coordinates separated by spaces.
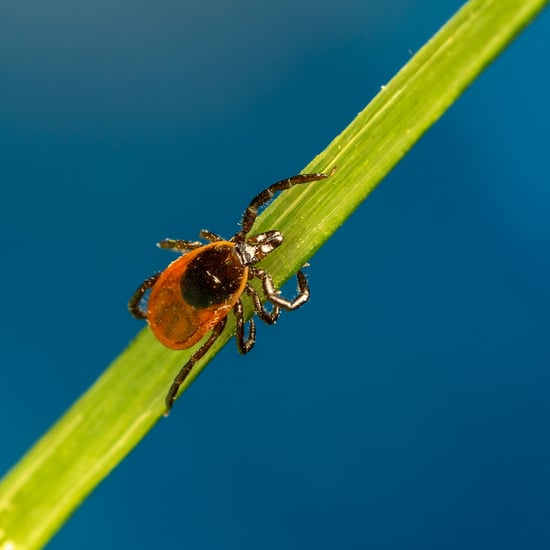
xmin=0 ymin=0 xmax=548 ymax=548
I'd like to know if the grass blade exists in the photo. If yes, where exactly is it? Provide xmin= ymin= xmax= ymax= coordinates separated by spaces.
xmin=0 ymin=0 xmax=547 ymax=548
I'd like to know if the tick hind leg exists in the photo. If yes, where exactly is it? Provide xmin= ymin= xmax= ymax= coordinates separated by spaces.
xmin=128 ymin=273 xmax=161 ymax=319
xmin=251 ymin=267 xmax=310 ymax=311
xmin=164 ymin=317 xmax=227 ymax=415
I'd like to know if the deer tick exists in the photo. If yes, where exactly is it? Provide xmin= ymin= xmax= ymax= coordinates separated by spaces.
xmin=129 ymin=169 xmax=334 ymax=414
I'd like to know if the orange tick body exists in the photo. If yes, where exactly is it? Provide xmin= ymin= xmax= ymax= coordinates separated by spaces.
xmin=129 ymin=169 xmax=335 ymax=414
xmin=148 ymin=242 xmax=248 ymax=350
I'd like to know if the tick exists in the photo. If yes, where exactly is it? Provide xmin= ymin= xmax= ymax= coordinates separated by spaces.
xmin=129 ymin=169 xmax=334 ymax=414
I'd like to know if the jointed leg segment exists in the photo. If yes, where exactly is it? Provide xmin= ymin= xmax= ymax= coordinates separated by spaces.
xmin=165 ymin=316 xmax=228 ymax=415
xmin=128 ymin=273 xmax=161 ymax=319
xmin=234 ymin=170 xmax=334 ymax=241
xmin=234 ymin=298 xmax=256 ymax=354
xmin=251 ymin=267 xmax=310 ymax=311
xmin=245 ymin=284 xmax=280 ymax=324
xmin=157 ymin=239 xmax=204 ymax=252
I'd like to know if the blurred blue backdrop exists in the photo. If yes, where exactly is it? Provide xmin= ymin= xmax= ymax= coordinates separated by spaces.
xmin=1 ymin=1 xmax=549 ymax=548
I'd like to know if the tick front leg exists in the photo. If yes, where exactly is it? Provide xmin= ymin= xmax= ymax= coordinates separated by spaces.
xmin=236 ymin=168 xmax=336 ymax=238
xmin=164 ymin=317 xmax=227 ymax=415
xmin=128 ymin=273 xmax=161 ymax=319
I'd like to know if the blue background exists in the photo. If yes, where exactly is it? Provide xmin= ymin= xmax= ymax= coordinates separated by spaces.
xmin=1 ymin=1 xmax=549 ymax=548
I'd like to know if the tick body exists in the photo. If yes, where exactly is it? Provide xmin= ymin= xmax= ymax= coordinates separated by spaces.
xmin=129 ymin=169 xmax=334 ymax=414
xmin=148 ymin=242 xmax=248 ymax=350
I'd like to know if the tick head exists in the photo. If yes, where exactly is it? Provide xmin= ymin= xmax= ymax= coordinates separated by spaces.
xmin=237 ymin=230 xmax=284 ymax=265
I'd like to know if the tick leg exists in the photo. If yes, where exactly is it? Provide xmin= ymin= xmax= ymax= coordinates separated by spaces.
xmin=252 ymin=267 xmax=310 ymax=311
xmin=236 ymin=168 xmax=336 ymax=238
xmin=128 ymin=273 xmax=161 ymax=319
xmin=157 ymin=239 xmax=204 ymax=252
xmin=245 ymin=283 xmax=280 ymax=325
xmin=199 ymin=229 xmax=224 ymax=242
xmin=164 ymin=317 xmax=227 ymax=415
xmin=234 ymin=298 xmax=256 ymax=354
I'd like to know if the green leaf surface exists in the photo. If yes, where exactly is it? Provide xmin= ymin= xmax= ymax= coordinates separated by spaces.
xmin=0 ymin=0 xmax=547 ymax=548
